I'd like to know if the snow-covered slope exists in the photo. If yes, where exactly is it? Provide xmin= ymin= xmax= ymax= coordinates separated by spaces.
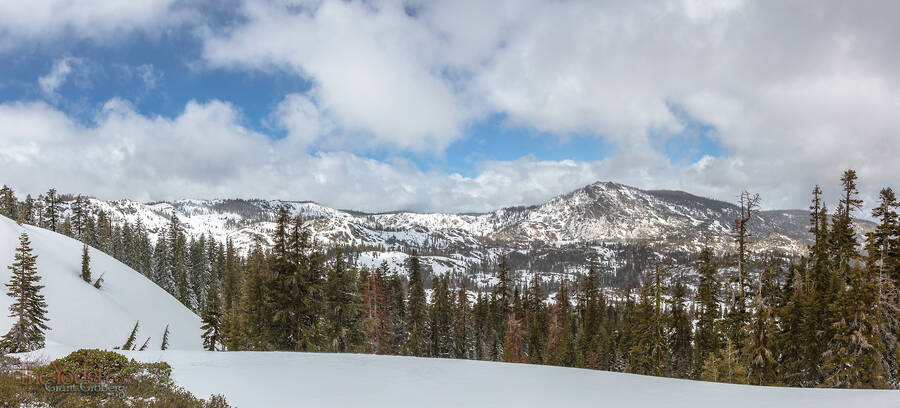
xmin=0 ymin=215 xmax=202 ymax=350
xmin=17 ymin=348 xmax=892 ymax=408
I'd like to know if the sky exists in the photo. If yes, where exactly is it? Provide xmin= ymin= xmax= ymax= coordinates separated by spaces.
xmin=1 ymin=0 xmax=899 ymax=214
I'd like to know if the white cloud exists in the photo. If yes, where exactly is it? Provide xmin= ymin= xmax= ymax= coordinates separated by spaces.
xmin=202 ymin=0 xmax=473 ymax=153
xmin=0 ymin=0 xmax=185 ymax=50
xmin=38 ymin=57 xmax=83 ymax=98
xmin=0 ymin=99 xmax=630 ymax=212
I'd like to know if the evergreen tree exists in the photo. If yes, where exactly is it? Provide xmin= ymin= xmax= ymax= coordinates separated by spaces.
xmin=43 ymin=188 xmax=62 ymax=231
xmin=122 ymin=321 xmax=140 ymax=350
xmin=694 ymin=247 xmax=721 ymax=376
xmin=627 ymin=265 xmax=667 ymax=376
xmin=576 ymin=262 xmax=606 ymax=367
xmin=668 ymin=273 xmax=693 ymax=378
xmin=80 ymin=242 xmax=91 ymax=283
xmin=220 ymin=239 xmax=242 ymax=351
xmin=71 ymin=195 xmax=88 ymax=240
xmin=0 ymin=185 xmax=17 ymax=220
xmin=240 ymin=246 xmax=270 ymax=350
xmin=823 ymin=172 xmax=889 ymax=388
xmin=429 ymin=274 xmax=453 ymax=357
xmin=451 ymin=284 xmax=471 ymax=359
xmin=139 ymin=337 xmax=151 ymax=351
xmin=266 ymin=207 xmax=301 ymax=350
xmin=832 ymin=169 xmax=863 ymax=279
xmin=324 ymin=250 xmax=363 ymax=353
xmin=744 ymin=261 xmax=779 ymax=385
xmin=546 ymin=281 xmax=577 ymax=367
xmin=161 ymin=324 xmax=170 ymax=350
xmin=201 ymin=277 xmax=222 ymax=351
xmin=1 ymin=233 xmax=50 ymax=352
xmin=22 ymin=195 xmax=35 ymax=225
xmin=406 ymin=253 xmax=427 ymax=356
xmin=701 ymin=338 xmax=747 ymax=384
xmin=524 ymin=273 xmax=548 ymax=365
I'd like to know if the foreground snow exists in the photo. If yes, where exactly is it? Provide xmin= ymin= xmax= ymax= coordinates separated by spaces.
xmin=22 ymin=346 xmax=899 ymax=408
xmin=0 ymin=215 xmax=202 ymax=350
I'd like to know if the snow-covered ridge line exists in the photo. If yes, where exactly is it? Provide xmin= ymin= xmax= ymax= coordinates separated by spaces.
xmin=54 ymin=181 xmax=874 ymax=268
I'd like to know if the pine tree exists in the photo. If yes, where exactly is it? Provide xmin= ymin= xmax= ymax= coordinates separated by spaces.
xmin=694 ymin=247 xmax=721 ymax=376
xmin=668 ymin=272 xmax=693 ymax=378
xmin=701 ymin=338 xmax=747 ymax=384
xmin=0 ymin=185 xmax=17 ymax=220
xmin=138 ymin=337 xmax=151 ymax=351
xmin=122 ymin=321 xmax=140 ymax=350
xmin=71 ymin=195 xmax=88 ymax=240
xmin=1 ymin=233 xmax=50 ymax=352
xmin=524 ymin=273 xmax=548 ymax=365
xmin=161 ymin=324 xmax=170 ymax=350
xmin=868 ymin=188 xmax=900 ymax=388
xmin=324 ymin=250 xmax=363 ymax=353
xmin=22 ymin=195 xmax=35 ymax=225
xmin=406 ymin=253 xmax=427 ymax=356
xmin=80 ymin=242 xmax=91 ymax=283
xmin=822 ymin=172 xmax=889 ymax=388
xmin=743 ymin=260 xmax=779 ymax=386
xmin=43 ymin=188 xmax=62 ymax=231
xmin=451 ymin=284 xmax=471 ymax=359
xmin=576 ymin=262 xmax=606 ymax=368
xmin=832 ymin=169 xmax=863 ymax=280
xmin=240 ymin=246 xmax=270 ymax=350
xmin=201 ymin=277 xmax=223 ymax=351
xmin=546 ymin=281 xmax=577 ymax=367
xmin=627 ymin=266 xmax=667 ymax=376
xmin=220 ymin=239 xmax=242 ymax=351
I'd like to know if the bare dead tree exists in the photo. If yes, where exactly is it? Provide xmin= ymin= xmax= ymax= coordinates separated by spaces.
xmin=733 ymin=191 xmax=760 ymax=312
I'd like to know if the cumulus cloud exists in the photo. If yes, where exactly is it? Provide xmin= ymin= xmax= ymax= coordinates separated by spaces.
xmin=0 ymin=99 xmax=636 ymax=212
xmin=202 ymin=0 xmax=473 ymax=153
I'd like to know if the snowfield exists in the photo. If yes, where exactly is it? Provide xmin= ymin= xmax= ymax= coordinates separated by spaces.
xmin=22 ymin=347 xmax=900 ymax=408
xmin=0 ymin=215 xmax=202 ymax=351
xmin=2 ymin=214 xmax=897 ymax=407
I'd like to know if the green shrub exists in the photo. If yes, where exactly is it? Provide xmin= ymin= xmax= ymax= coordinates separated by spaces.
xmin=1 ymin=349 xmax=232 ymax=407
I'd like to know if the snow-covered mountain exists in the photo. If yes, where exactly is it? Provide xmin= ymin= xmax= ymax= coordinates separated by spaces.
xmin=58 ymin=181 xmax=874 ymax=285
xmin=67 ymin=181 xmax=871 ymax=251
xmin=0 ymin=214 xmax=202 ymax=351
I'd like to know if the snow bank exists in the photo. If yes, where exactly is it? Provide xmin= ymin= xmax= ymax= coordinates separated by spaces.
xmin=0 ymin=215 xmax=202 ymax=351
xmin=123 ymin=351 xmax=898 ymax=408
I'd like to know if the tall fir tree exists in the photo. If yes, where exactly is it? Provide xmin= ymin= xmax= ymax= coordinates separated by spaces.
xmin=80 ymin=242 xmax=91 ymax=283
xmin=43 ymin=188 xmax=62 ymax=232
xmin=668 ymin=272 xmax=693 ymax=378
xmin=694 ymin=247 xmax=721 ymax=376
xmin=201 ymin=277 xmax=222 ymax=351
xmin=1 ymin=233 xmax=50 ymax=352
xmin=324 ymin=249 xmax=363 ymax=353
xmin=406 ymin=253 xmax=427 ymax=356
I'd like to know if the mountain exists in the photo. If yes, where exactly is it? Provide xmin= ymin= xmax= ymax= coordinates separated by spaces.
xmin=55 ymin=181 xmax=875 ymax=287
xmin=0 ymin=214 xmax=202 ymax=351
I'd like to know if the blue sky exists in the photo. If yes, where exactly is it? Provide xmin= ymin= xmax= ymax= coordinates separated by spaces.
xmin=0 ymin=1 xmax=897 ymax=213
